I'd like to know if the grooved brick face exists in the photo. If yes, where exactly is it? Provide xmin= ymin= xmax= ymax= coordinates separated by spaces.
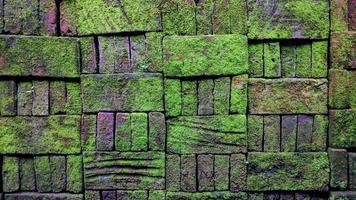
xmin=0 ymin=0 xmax=355 ymax=199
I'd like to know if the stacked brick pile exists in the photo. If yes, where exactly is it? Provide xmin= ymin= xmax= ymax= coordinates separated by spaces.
xmin=0 ymin=0 xmax=355 ymax=199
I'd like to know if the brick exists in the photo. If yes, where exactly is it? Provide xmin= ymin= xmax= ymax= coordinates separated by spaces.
xmin=0 ymin=80 xmax=16 ymax=116
xmin=0 ymin=36 xmax=79 ymax=77
xmin=83 ymin=151 xmax=165 ymax=190
xmin=198 ymin=79 xmax=214 ymax=115
xmin=214 ymin=155 xmax=229 ymax=191
xmin=281 ymin=44 xmax=296 ymax=77
xmin=66 ymin=155 xmax=83 ymax=193
xmin=181 ymin=80 xmax=197 ymax=116
xmin=32 ymin=81 xmax=49 ymax=116
xmin=329 ymin=109 xmax=356 ymax=148
xmin=115 ymin=113 xmax=131 ymax=151
xmin=248 ymin=78 xmax=328 ymax=114
xmin=330 ymin=0 xmax=349 ymax=32
xmin=297 ymin=115 xmax=313 ymax=152
xmin=50 ymin=156 xmax=66 ymax=192
xmin=166 ymin=192 xmax=247 ymax=200
xmin=331 ymin=32 xmax=356 ymax=69
xmin=311 ymin=115 xmax=327 ymax=151
xmin=181 ymin=155 xmax=196 ymax=192
xmin=248 ymin=0 xmax=329 ymax=39
xmin=85 ymin=191 xmax=101 ymax=200
xmin=50 ymin=81 xmax=66 ymax=114
xmin=230 ymin=154 xmax=246 ymax=191
xmin=311 ymin=41 xmax=328 ymax=77
xmin=350 ymin=0 xmax=356 ymax=30
xmin=330 ymin=192 xmax=356 ymax=200
xmin=17 ymin=81 xmax=33 ymax=116
xmin=295 ymin=43 xmax=312 ymax=77
xmin=248 ymin=193 xmax=264 ymax=200
xmin=116 ymin=190 xmax=147 ymax=200
xmin=163 ymin=35 xmax=248 ymax=77
xmin=2 ymin=156 xmax=19 ymax=192
xmin=81 ymin=115 xmax=96 ymax=151
xmin=248 ymin=115 xmax=263 ymax=152
xmin=230 ymin=75 xmax=248 ymax=114
xmin=214 ymin=77 xmax=230 ymax=115
xmin=248 ymin=43 xmax=264 ymax=77
xmin=80 ymin=37 xmax=97 ymax=73
xmin=102 ymin=191 xmax=116 ymax=200
xmin=167 ymin=115 xmax=246 ymax=154
xmin=39 ymin=0 xmax=58 ymax=35
xmin=165 ymin=79 xmax=182 ymax=117
xmin=0 ymin=115 xmax=81 ymax=154
xmin=166 ymin=154 xmax=181 ymax=191
xmin=81 ymin=73 xmax=163 ymax=112
xmin=34 ymin=156 xmax=51 ymax=192
xmin=295 ymin=193 xmax=311 ymax=200
xmin=349 ymin=152 xmax=356 ymax=189
xmin=148 ymin=112 xmax=166 ymax=151
xmin=149 ymin=190 xmax=165 ymax=200
xmin=130 ymin=35 xmax=147 ymax=71
xmin=19 ymin=157 xmax=36 ymax=191
xmin=265 ymin=193 xmax=280 ymax=200
xmin=5 ymin=193 xmax=83 ymax=200
xmin=329 ymin=69 xmax=356 ymax=109
xmin=280 ymin=193 xmax=294 ymax=200
xmin=198 ymin=155 xmax=214 ymax=191
xmin=281 ymin=115 xmax=297 ymax=152
xmin=146 ymin=32 xmax=164 ymax=72
xmin=130 ymin=113 xmax=148 ymax=151
xmin=247 ymin=152 xmax=329 ymax=191
xmin=96 ymin=112 xmax=115 ymax=151
xmin=329 ymin=148 xmax=348 ymax=189
xmin=60 ymin=0 xmax=161 ymax=35
xmin=264 ymin=43 xmax=281 ymax=78
xmin=263 ymin=115 xmax=280 ymax=152
xmin=65 ymin=82 xmax=82 ymax=114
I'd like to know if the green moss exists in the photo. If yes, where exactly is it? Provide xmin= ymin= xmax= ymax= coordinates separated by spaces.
xmin=146 ymin=32 xmax=164 ymax=72
xmin=329 ymin=110 xmax=356 ymax=148
xmin=149 ymin=190 xmax=165 ymax=200
xmin=230 ymin=75 xmax=248 ymax=114
xmin=331 ymin=32 xmax=356 ymax=69
xmin=330 ymin=0 xmax=348 ymax=32
xmin=248 ymin=43 xmax=264 ymax=77
xmin=2 ymin=156 xmax=19 ymax=192
xmin=213 ymin=77 xmax=230 ymax=115
xmin=264 ymin=42 xmax=281 ymax=77
xmin=164 ymin=78 xmax=181 ymax=117
xmin=295 ymin=43 xmax=312 ymax=77
xmin=34 ymin=156 xmax=51 ymax=192
xmin=0 ymin=80 xmax=16 ymax=116
xmin=65 ymin=82 xmax=82 ymax=114
xmin=247 ymin=115 xmax=263 ymax=151
xmin=130 ymin=113 xmax=148 ymax=151
xmin=166 ymin=192 xmax=247 ymax=200
xmin=311 ymin=41 xmax=328 ymax=77
xmin=66 ymin=155 xmax=83 ymax=193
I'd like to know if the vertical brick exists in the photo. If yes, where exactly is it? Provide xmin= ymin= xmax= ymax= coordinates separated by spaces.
xmin=3 ymin=156 xmax=19 ymax=192
xmin=96 ymin=112 xmax=115 ymax=151
xmin=65 ymin=82 xmax=82 ymax=114
xmin=329 ymin=148 xmax=348 ymax=189
xmin=181 ymin=80 xmax=197 ymax=116
xmin=265 ymin=193 xmax=280 ymax=200
xmin=85 ymin=190 xmax=101 ymax=200
xmin=350 ymin=0 xmax=356 ymax=30
xmin=214 ymin=155 xmax=229 ymax=191
xmin=280 ymin=193 xmax=294 ymax=200
xmin=329 ymin=69 xmax=354 ymax=109
xmin=248 ymin=43 xmax=264 ymax=77
xmin=102 ymin=191 xmax=116 ymax=200
xmin=32 ymin=81 xmax=49 ymax=116
xmin=211 ymin=0 xmax=230 ymax=34
xmin=130 ymin=35 xmax=147 ymax=71
xmin=39 ymin=0 xmax=58 ymax=35
xmin=198 ymin=79 xmax=214 ymax=115
xmin=263 ymin=115 xmax=280 ymax=152
xmin=312 ymin=115 xmax=327 ymax=151
xmin=230 ymin=75 xmax=248 ymax=114
xmin=197 ymin=154 xmax=214 ymax=191
xmin=349 ymin=152 xmax=356 ymax=189
xmin=146 ymin=32 xmax=163 ymax=72
xmin=311 ymin=41 xmax=328 ymax=77
xmin=130 ymin=113 xmax=148 ymax=151
xmin=165 ymin=79 xmax=181 ymax=117
xmin=230 ymin=0 xmax=248 ymax=34
xmin=80 ymin=37 xmax=97 ymax=73
xmin=281 ymin=115 xmax=297 ymax=152
xmin=281 ymin=44 xmax=296 ymax=77
xmin=297 ymin=115 xmax=313 ymax=151
xmin=295 ymin=43 xmax=312 ymax=77
xmin=295 ymin=193 xmax=311 ymax=200
xmin=0 ymin=80 xmax=16 ymax=116
xmin=81 ymin=115 xmax=97 ymax=151
xmin=230 ymin=154 xmax=246 ymax=191
xmin=50 ymin=81 xmax=66 ymax=114
xmin=149 ymin=190 xmax=165 ymax=200
xmin=181 ymin=155 xmax=196 ymax=192
xmin=4 ymin=0 xmax=38 ymax=34
xmin=50 ymin=156 xmax=66 ymax=192
xmin=214 ymin=77 xmax=231 ymax=115
xmin=196 ymin=0 xmax=213 ymax=35
xmin=148 ymin=112 xmax=166 ymax=151
xmin=248 ymin=115 xmax=263 ymax=152
xmin=115 ymin=113 xmax=131 ymax=151
xmin=19 ymin=157 xmax=36 ymax=191
xmin=66 ymin=155 xmax=82 ymax=193
xmin=330 ymin=0 xmax=349 ymax=32
xmin=264 ymin=42 xmax=281 ymax=78
xmin=17 ymin=81 xmax=33 ymax=116
xmin=0 ymin=0 xmax=3 ymax=32
xmin=34 ymin=156 xmax=51 ymax=192
xmin=166 ymin=154 xmax=181 ymax=191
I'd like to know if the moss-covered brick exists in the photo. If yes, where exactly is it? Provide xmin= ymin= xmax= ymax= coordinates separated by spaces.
xmin=166 ymin=192 xmax=247 ymax=200
xmin=96 ymin=112 xmax=114 ymax=151
xmin=248 ymin=43 xmax=264 ymax=77
xmin=329 ymin=109 xmax=356 ymax=148
xmin=149 ymin=190 xmax=165 ymax=200
xmin=350 ymin=153 xmax=356 ymax=190
xmin=50 ymin=156 xmax=66 ymax=192
xmin=148 ymin=112 xmax=166 ymax=151
xmin=181 ymin=80 xmax=198 ymax=116
xmin=160 ymin=0 xmax=196 ymax=35
xmin=17 ymin=81 xmax=33 ymax=116
xmin=83 ymin=151 xmax=165 ymax=190
xmin=331 ymin=32 xmax=356 ymax=69
xmin=247 ymin=115 xmax=263 ymax=152
xmin=330 ymin=0 xmax=349 ymax=32
xmin=230 ymin=154 xmax=247 ymax=191
xmin=281 ymin=115 xmax=297 ymax=152
xmin=166 ymin=154 xmax=181 ymax=191
xmin=80 ymin=37 xmax=97 ymax=73
xmin=60 ymin=0 xmax=161 ymax=35
xmin=5 ymin=193 xmax=83 ymax=200
xmin=19 ymin=157 xmax=36 ymax=191
xmin=295 ymin=43 xmax=312 ymax=77
xmin=116 ymin=190 xmax=148 ymax=199
xmin=248 ymin=78 xmax=328 ymax=114
xmin=181 ymin=155 xmax=196 ymax=192
xmin=296 ymin=115 xmax=313 ymax=152
xmin=131 ymin=113 xmax=148 ymax=151
xmin=146 ymin=32 xmax=164 ymax=72
xmin=311 ymin=41 xmax=328 ymax=77
xmin=2 ymin=156 xmax=20 ymax=192
xmin=130 ymin=35 xmax=148 ymax=71
xmin=329 ymin=148 xmax=348 ymax=190
xmin=264 ymin=42 xmax=281 ymax=78
xmin=163 ymin=35 xmax=248 ymax=77
xmin=197 ymin=154 xmax=214 ymax=191
xmin=115 ymin=113 xmax=131 ymax=151
xmin=39 ymin=0 xmax=58 ymax=35
xmin=198 ymin=79 xmax=214 ymax=115
xmin=281 ymin=44 xmax=296 ymax=77
xmin=263 ymin=115 xmax=281 ymax=152
xmin=349 ymin=0 xmax=356 ymax=31
xmin=196 ymin=0 xmax=215 ymax=35
xmin=248 ymin=193 xmax=264 ymax=200
xmin=0 ymin=80 xmax=16 ymax=116
xmin=81 ymin=115 xmax=96 ymax=151
xmin=32 ymin=81 xmax=49 ymax=116
xmin=49 ymin=81 xmax=66 ymax=114
xmin=66 ymin=155 xmax=83 ymax=193
xmin=247 ymin=152 xmax=330 ymax=191
xmin=214 ymin=77 xmax=231 ymax=115
xmin=167 ymin=115 xmax=246 ymax=154
xmin=65 ymin=82 xmax=82 ymax=114
xmin=248 ymin=0 xmax=329 ymax=39
xmin=330 ymin=192 xmax=356 ymax=200
xmin=165 ymin=78 xmax=182 ymax=117
xmin=34 ymin=156 xmax=51 ymax=192
xmin=312 ymin=115 xmax=328 ymax=151
xmin=214 ymin=155 xmax=229 ymax=191
xmin=81 ymin=73 xmax=163 ymax=112
xmin=0 ymin=115 xmax=81 ymax=154
xmin=0 ymin=35 xmax=79 ymax=77
xmin=102 ymin=191 xmax=116 ymax=199
xmin=329 ymin=70 xmax=356 ymax=109
xmin=230 ymin=75 xmax=248 ymax=114
xmin=85 ymin=190 xmax=101 ymax=200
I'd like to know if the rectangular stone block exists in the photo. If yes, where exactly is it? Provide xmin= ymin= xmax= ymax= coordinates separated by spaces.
xmin=198 ymin=79 xmax=214 ymax=115
xmin=329 ymin=148 xmax=348 ymax=189
xmin=329 ymin=109 xmax=356 ymax=148
xmin=115 ymin=113 xmax=131 ymax=151
xmin=34 ymin=156 xmax=51 ymax=192
xmin=116 ymin=190 xmax=147 ymax=199
xmin=214 ymin=77 xmax=231 ymax=115
xmin=181 ymin=155 xmax=196 ymax=192
xmin=230 ymin=154 xmax=247 ymax=191
xmin=263 ymin=115 xmax=281 ymax=152
xmin=167 ymin=115 xmax=246 ymax=154
xmin=248 ymin=0 xmax=329 ymax=39
xmin=281 ymin=115 xmax=297 ymax=152
xmin=81 ymin=73 xmax=163 ymax=112
xmin=32 ymin=81 xmax=49 ymax=116
xmin=19 ymin=157 xmax=36 ymax=191
xmin=331 ymin=0 xmax=349 ymax=32
xmin=230 ymin=75 xmax=248 ymax=114
xmin=248 ymin=115 xmax=263 ymax=152
xmin=165 ymin=79 xmax=182 ymax=117
xmin=96 ymin=112 xmax=114 ymax=151
xmin=214 ymin=155 xmax=230 ymax=191
xmin=60 ymin=0 xmax=161 ymax=35
xmin=4 ymin=193 xmax=83 ymax=200
xmin=148 ymin=112 xmax=166 ymax=151
xmin=311 ymin=41 xmax=328 ymax=77
xmin=66 ymin=155 xmax=83 ymax=193
xmin=0 ymin=115 xmax=81 ymax=154
xmin=312 ymin=115 xmax=328 ymax=151
xmin=50 ymin=81 xmax=66 ymax=114
xmin=181 ymin=80 xmax=197 ymax=116
xmin=166 ymin=154 xmax=181 ymax=191
xmin=197 ymin=154 xmax=214 ymax=191
xmin=0 ymin=35 xmax=79 ymax=77
xmin=331 ymin=32 xmax=356 ymax=69
xmin=2 ymin=156 xmax=19 ymax=192
xmin=264 ymin=42 xmax=281 ymax=78
xmin=297 ymin=115 xmax=313 ymax=152
xmin=350 ymin=152 xmax=356 ymax=190
xmin=247 ymin=152 xmax=329 ymax=191
xmin=329 ymin=69 xmax=356 ymax=109
xmin=163 ymin=35 xmax=248 ymax=77
xmin=0 ymin=80 xmax=16 ymax=116
xmin=17 ymin=81 xmax=33 ymax=115
xmin=248 ymin=78 xmax=328 ymax=114
xmin=349 ymin=0 xmax=356 ymax=31
xmin=80 ymin=37 xmax=97 ymax=73
xmin=85 ymin=191 xmax=100 ymax=200
xmin=130 ymin=113 xmax=148 ymax=151
xmin=81 ymin=115 xmax=96 ymax=151
xmin=83 ymin=151 xmax=165 ymax=190
xmin=130 ymin=35 xmax=147 ymax=70
xmin=295 ymin=43 xmax=312 ymax=77
xmin=166 ymin=192 xmax=247 ymax=200
xmin=330 ymin=192 xmax=356 ymax=200
xmin=281 ymin=44 xmax=296 ymax=77
xmin=248 ymin=43 xmax=264 ymax=77
xmin=65 ymin=82 xmax=82 ymax=115
xmin=102 ymin=191 xmax=116 ymax=200
xmin=50 ymin=156 xmax=66 ymax=192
